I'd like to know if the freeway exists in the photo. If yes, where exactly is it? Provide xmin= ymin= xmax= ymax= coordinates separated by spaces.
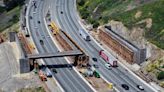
xmin=50 ymin=0 xmax=155 ymax=92
xmin=27 ymin=0 xmax=94 ymax=92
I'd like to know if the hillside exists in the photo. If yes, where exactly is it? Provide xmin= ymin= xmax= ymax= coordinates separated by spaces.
xmin=77 ymin=0 xmax=164 ymax=87
xmin=0 ymin=6 xmax=20 ymax=32
xmin=77 ymin=0 xmax=164 ymax=49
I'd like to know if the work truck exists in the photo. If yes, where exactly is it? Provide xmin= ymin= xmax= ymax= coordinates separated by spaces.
xmin=39 ymin=70 xmax=47 ymax=81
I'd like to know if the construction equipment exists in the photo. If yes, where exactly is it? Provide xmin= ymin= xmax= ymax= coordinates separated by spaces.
xmin=93 ymin=70 xmax=100 ymax=78
xmin=18 ymin=33 xmax=33 ymax=54
xmin=108 ymin=83 xmax=113 ymax=89
xmin=49 ymin=21 xmax=59 ymax=35
xmin=30 ymin=42 xmax=35 ymax=49
xmin=38 ymin=70 xmax=47 ymax=81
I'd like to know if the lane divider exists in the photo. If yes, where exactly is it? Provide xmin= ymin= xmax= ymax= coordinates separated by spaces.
xmin=76 ymin=6 xmax=158 ymax=92
xmin=25 ymin=0 xmax=65 ymax=92
xmin=44 ymin=18 xmax=97 ymax=92
xmin=72 ymin=1 xmax=119 ymax=92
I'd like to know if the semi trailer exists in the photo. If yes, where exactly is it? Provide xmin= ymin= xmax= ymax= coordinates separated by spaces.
xmin=99 ymin=50 xmax=117 ymax=67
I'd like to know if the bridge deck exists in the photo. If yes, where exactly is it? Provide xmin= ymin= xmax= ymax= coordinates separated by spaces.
xmin=27 ymin=50 xmax=83 ymax=59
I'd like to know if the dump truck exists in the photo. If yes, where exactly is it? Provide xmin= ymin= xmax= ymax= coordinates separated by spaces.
xmin=99 ymin=50 xmax=117 ymax=67
xmin=39 ymin=70 xmax=47 ymax=81
xmin=79 ymin=29 xmax=90 ymax=41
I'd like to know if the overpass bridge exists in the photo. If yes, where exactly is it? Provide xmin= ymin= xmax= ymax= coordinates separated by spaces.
xmin=27 ymin=50 xmax=83 ymax=59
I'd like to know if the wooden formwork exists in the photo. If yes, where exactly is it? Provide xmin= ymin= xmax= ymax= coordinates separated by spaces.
xmin=75 ymin=55 xmax=89 ymax=67
xmin=18 ymin=33 xmax=35 ymax=69
xmin=47 ymin=20 xmax=89 ymax=66
xmin=18 ymin=33 xmax=33 ymax=54
xmin=61 ymin=30 xmax=84 ymax=53
xmin=98 ymin=28 xmax=134 ymax=64
xmin=55 ymin=32 xmax=73 ymax=51
xmin=53 ymin=30 xmax=89 ymax=66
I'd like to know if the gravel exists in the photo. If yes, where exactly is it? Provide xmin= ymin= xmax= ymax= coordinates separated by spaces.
xmin=0 ymin=42 xmax=41 ymax=92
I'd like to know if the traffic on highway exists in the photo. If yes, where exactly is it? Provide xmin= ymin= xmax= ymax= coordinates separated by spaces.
xmin=25 ymin=0 xmax=157 ymax=92
xmin=26 ymin=0 xmax=94 ymax=92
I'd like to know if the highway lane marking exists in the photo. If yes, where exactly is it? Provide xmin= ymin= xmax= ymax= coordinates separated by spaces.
xmin=25 ymin=0 xmax=65 ymax=92
xmin=43 ymin=17 xmax=90 ymax=92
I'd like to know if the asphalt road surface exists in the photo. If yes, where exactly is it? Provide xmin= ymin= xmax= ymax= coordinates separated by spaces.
xmin=49 ymin=0 xmax=154 ymax=92
xmin=27 ymin=0 xmax=94 ymax=92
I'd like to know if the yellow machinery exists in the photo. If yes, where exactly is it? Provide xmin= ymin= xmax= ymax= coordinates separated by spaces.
xmin=50 ymin=22 xmax=59 ymax=35
xmin=108 ymin=83 xmax=113 ymax=89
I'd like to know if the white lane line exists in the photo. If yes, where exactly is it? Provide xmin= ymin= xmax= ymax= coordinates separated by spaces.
xmin=25 ymin=0 xmax=65 ymax=92
xmin=72 ymin=1 xmax=157 ymax=92
xmin=76 ymin=7 xmax=158 ymax=92
xmin=43 ymin=17 xmax=84 ymax=92
xmin=44 ymin=17 xmax=97 ymax=92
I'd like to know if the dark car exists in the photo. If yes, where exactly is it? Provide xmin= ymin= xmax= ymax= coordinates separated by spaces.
xmin=38 ymin=21 xmax=40 ymax=24
xmin=40 ymin=64 xmax=46 ymax=69
xmin=93 ymin=64 xmax=99 ymax=68
xmin=92 ymin=57 xmax=97 ymax=62
xmin=51 ymin=68 xmax=57 ymax=73
xmin=29 ymin=16 xmax=32 ymax=19
xmin=121 ymin=84 xmax=129 ymax=90
xmin=39 ymin=40 xmax=44 ymax=45
xmin=137 ymin=85 xmax=144 ymax=90
xmin=67 ymin=64 xmax=73 ymax=70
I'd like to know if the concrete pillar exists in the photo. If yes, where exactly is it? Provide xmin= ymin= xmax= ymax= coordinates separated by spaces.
xmin=19 ymin=58 xmax=30 ymax=73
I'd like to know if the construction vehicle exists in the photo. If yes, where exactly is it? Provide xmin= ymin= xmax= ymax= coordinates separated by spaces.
xmin=79 ymin=28 xmax=90 ymax=41
xmin=30 ymin=42 xmax=35 ymax=49
xmin=38 ymin=70 xmax=47 ymax=81
xmin=49 ymin=22 xmax=59 ymax=35
xmin=99 ymin=50 xmax=117 ymax=67
xmin=93 ymin=70 xmax=100 ymax=78
xmin=108 ymin=83 xmax=113 ymax=89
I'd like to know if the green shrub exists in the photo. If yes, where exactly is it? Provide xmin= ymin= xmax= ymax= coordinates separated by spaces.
xmin=78 ymin=0 xmax=85 ymax=6
xmin=93 ymin=21 xmax=99 ymax=28
xmin=157 ymin=71 xmax=164 ymax=80
xmin=0 ymin=6 xmax=5 ymax=13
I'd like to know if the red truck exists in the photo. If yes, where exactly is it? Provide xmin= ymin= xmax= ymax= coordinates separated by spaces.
xmin=99 ymin=50 xmax=117 ymax=67
xmin=39 ymin=70 xmax=47 ymax=81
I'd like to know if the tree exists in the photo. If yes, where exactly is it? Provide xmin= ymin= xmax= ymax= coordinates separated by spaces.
xmin=3 ymin=0 xmax=25 ymax=10
xmin=77 ymin=0 xmax=85 ymax=6
xmin=157 ymin=71 xmax=164 ymax=80
xmin=93 ymin=21 xmax=99 ymax=28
